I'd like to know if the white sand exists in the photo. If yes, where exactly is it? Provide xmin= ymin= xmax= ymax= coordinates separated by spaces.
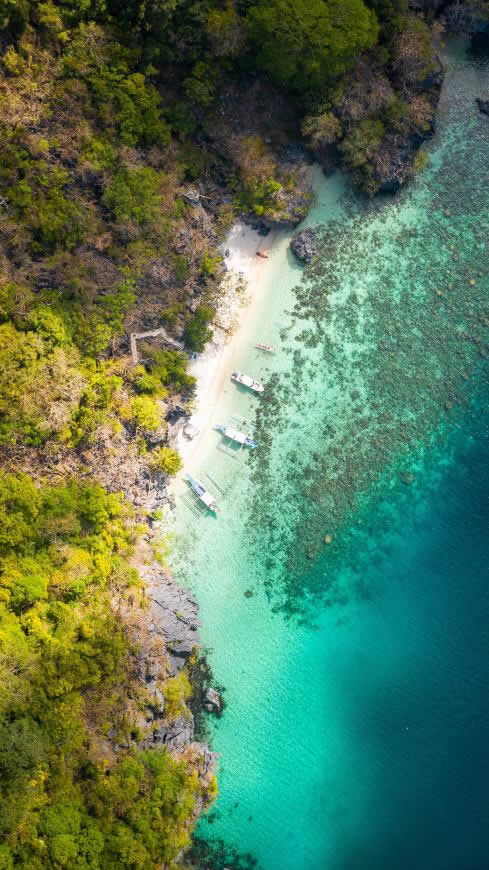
xmin=171 ymin=221 xmax=277 ymax=482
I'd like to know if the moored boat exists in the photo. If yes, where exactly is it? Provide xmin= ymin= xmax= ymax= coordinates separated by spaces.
xmin=216 ymin=424 xmax=258 ymax=449
xmin=184 ymin=473 xmax=220 ymax=512
xmin=231 ymin=370 xmax=265 ymax=393
xmin=256 ymin=343 xmax=276 ymax=354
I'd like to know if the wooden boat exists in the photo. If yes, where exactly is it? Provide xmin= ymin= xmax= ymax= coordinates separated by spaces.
xmin=216 ymin=424 xmax=258 ymax=449
xmin=231 ymin=370 xmax=265 ymax=393
xmin=256 ymin=251 xmax=268 ymax=259
xmin=256 ymin=343 xmax=276 ymax=354
xmin=184 ymin=473 xmax=219 ymax=513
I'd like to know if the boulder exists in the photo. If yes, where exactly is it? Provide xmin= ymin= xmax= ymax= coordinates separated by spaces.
xmin=290 ymin=227 xmax=318 ymax=264
xmin=182 ymin=186 xmax=200 ymax=206
xmin=203 ymin=686 xmax=222 ymax=714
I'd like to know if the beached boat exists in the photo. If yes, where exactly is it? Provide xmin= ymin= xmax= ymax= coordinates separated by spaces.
xmin=216 ymin=424 xmax=258 ymax=449
xmin=231 ymin=370 xmax=265 ymax=393
xmin=256 ymin=343 xmax=276 ymax=354
xmin=184 ymin=473 xmax=219 ymax=512
xmin=256 ymin=251 xmax=268 ymax=259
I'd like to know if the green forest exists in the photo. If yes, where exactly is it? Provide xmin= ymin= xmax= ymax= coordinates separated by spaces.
xmin=0 ymin=0 xmax=485 ymax=867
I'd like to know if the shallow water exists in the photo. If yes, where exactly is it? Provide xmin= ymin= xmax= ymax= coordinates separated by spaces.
xmin=171 ymin=37 xmax=489 ymax=869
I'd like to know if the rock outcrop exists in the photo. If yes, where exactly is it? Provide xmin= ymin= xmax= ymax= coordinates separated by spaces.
xmin=476 ymin=97 xmax=489 ymax=116
xmin=291 ymin=227 xmax=318 ymax=264
xmin=203 ymin=686 xmax=222 ymax=714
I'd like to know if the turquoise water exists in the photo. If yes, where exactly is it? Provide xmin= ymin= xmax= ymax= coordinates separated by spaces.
xmin=171 ymin=39 xmax=489 ymax=869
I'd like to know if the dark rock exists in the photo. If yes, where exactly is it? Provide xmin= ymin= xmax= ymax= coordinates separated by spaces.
xmin=153 ymin=714 xmax=194 ymax=750
xmin=408 ymin=0 xmax=444 ymax=11
xmin=476 ymin=97 xmax=489 ymax=116
xmin=290 ymin=227 xmax=318 ymax=264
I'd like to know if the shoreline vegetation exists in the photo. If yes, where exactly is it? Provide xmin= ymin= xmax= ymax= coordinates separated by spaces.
xmin=0 ymin=0 xmax=487 ymax=867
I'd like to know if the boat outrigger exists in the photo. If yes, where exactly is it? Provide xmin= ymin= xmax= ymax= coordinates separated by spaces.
xmin=231 ymin=370 xmax=265 ymax=393
xmin=256 ymin=343 xmax=276 ymax=354
xmin=184 ymin=473 xmax=220 ymax=513
xmin=216 ymin=423 xmax=258 ymax=449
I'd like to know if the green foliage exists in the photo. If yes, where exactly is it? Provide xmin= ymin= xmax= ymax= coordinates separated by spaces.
xmin=207 ymin=0 xmax=247 ymax=58
xmin=0 ymin=473 xmax=208 ymax=867
xmin=0 ymin=321 xmax=83 ymax=446
xmin=7 ymin=161 xmax=85 ymax=252
xmin=173 ymin=252 xmax=190 ymax=283
xmin=161 ymin=302 xmax=185 ymax=330
xmin=236 ymin=176 xmax=282 ymax=218
xmin=103 ymin=167 xmax=163 ymax=224
xmin=365 ymin=0 xmax=407 ymax=44
xmin=183 ymin=61 xmax=217 ymax=106
xmin=302 ymin=111 xmax=342 ymax=148
xmin=63 ymin=24 xmax=170 ymax=147
xmin=201 ymin=251 xmax=222 ymax=277
xmin=162 ymin=669 xmax=191 ymax=718
xmin=0 ymin=0 xmax=30 ymax=38
xmin=142 ymin=347 xmax=195 ymax=393
xmin=150 ymin=446 xmax=183 ymax=476
xmin=246 ymin=0 xmax=379 ymax=92
xmin=98 ymin=276 xmax=137 ymax=335
xmin=340 ymin=118 xmax=385 ymax=169
xmin=122 ymin=395 xmax=162 ymax=432
xmin=66 ymin=364 xmax=123 ymax=445
xmin=413 ymin=147 xmax=428 ymax=173
xmin=183 ymin=304 xmax=215 ymax=353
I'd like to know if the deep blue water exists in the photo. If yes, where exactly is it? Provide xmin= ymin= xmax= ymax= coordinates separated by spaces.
xmin=328 ymin=391 xmax=489 ymax=869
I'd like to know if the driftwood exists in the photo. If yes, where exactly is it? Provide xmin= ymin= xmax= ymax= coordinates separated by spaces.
xmin=129 ymin=328 xmax=184 ymax=365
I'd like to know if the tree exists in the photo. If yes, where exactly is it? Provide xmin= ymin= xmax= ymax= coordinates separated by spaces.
xmin=183 ymin=305 xmax=215 ymax=353
xmin=246 ymin=0 xmax=379 ymax=93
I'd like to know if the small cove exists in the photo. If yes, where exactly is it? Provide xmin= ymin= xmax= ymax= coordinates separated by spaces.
xmin=170 ymin=37 xmax=489 ymax=869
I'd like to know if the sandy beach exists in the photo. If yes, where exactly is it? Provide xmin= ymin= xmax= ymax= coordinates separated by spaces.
xmin=171 ymin=221 xmax=278 ymax=483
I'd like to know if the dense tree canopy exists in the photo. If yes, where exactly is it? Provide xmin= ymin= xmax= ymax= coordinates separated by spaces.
xmin=0 ymin=474 xmax=213 ymax=868
xmin=246 ymin=0 xmax=379 ymax=92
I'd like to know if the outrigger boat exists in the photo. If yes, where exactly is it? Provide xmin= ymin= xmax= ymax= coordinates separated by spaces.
xmin=231 ymin=370 xmax=265 ymax=393
xmin=256 ymin=343 xmax=276 ymax=354
xmin=184 ymin=473 xmax=220 ymax=513
xmin=216 ymin=423 xmax=258 ymax=449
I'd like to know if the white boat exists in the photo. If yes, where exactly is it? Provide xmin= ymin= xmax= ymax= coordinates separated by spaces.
xmin=216 ymin=424 xmax=258 ymax=449
xmin=256 ymin=343 xmax=276 ymax=354
xmin=184 ymin=473 xmax=219 ymax=512
xmin=231 ymin=370 xmax=265 ymax=393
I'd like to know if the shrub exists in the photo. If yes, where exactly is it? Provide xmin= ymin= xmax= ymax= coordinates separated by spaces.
xmin=162 ymin=670 xmax=191 ymax=719
xmin=201 ymin=251 xmax=222 ymax=277
xmin=340 ymin=119 xmax=385 ymax=169
xmin=149 ymin=446 xmax=183 ymax=476
xmin=183 ymin=305 xmax=215 ymax=353
xmin=123 ymin=396 xmax=162 ymax=432
xmin=102 ymin=168 xmax=163 ymax=224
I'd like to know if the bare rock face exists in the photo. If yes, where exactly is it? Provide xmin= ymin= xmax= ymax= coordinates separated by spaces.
xmin=141 ymin=564 xmax=201 ymax=675
xmin=153 ymin=715 xmax=194 ymax=751
xmin=290 ymin=227 xmax=318 ymax=264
